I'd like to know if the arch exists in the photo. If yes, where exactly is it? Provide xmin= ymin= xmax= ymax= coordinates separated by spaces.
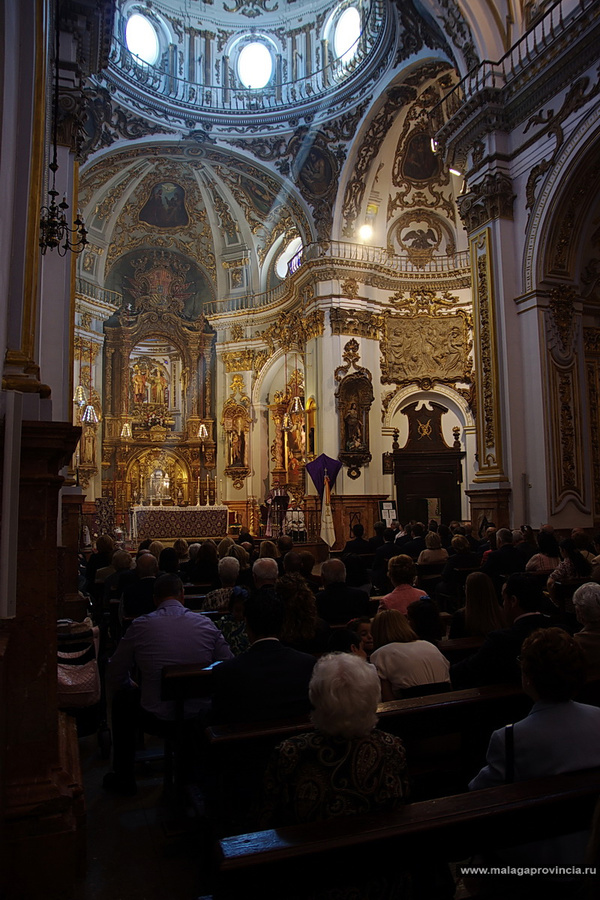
xmin=383 ymin=383 xmax=475 ymax=441
xmin=524 ymin=105 xmax=600 ymax=291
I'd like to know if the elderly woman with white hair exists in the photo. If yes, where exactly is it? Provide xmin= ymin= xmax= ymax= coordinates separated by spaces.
xmin=573 ymin=582 xmax=600 ymax=680
xmin=260 ymin=653 xmax=408 ymax=827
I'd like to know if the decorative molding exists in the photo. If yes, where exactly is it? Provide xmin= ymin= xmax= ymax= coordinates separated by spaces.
xmin=340 ymin=278 xmax=359 ymax=299
xmin=387 ymin=209 xmax=456 ymax=265
xmin=342 ymin=84 xmax=417 ymax=237
xmin=524 ymin=74 xmax=600 ymax=211
xmin=222 ymin=349 xmax=254 ymax=372
xmin=257 ymin=309 xmax=324 ymax=353
xmin=470 ymin=230 xmax=506 ymax=481
xmin=457 ymin=172 xmax=515 ymax=232
xmin=330 ymin=308 xmax=383 ymax=340
xmin=586 ymin=359 xmax=600 ymax=518
xmin=549 ymin=361 xmax=587 ymax=512
xmin=584 ymin=328 xmax=600 ymax=354
xmin=80 ymin=87 xmax=173 ymax=160
xmin=547 ymin=285 xmax=579 ymax=361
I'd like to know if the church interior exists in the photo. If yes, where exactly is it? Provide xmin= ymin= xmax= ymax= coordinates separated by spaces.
xmin=2 ymin=0 xmax=600 ymax=896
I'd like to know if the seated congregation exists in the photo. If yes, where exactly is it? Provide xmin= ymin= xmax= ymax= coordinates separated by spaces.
xmin=81 ymin=520 xmax=600 ymax=898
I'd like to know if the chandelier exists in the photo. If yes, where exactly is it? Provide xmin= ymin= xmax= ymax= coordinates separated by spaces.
xmin=39 ymin=4 xmax=87 ymax=256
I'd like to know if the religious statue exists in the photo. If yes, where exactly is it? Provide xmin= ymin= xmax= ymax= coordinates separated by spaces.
xmin=344 ymin=402 xmax=364 ymax=450
xmin=229 ymin=425 xmax=245 ymax=467
xmin=132 ymin=364 xmax=145 ymax=403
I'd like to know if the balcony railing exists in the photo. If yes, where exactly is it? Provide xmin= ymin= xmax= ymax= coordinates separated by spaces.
xmin=107 ymin=1 xmax=387 ymax=119
xmin=432 ymin=0 xmax=597 ymax=130
xmin=204 ymin=243 xmax=471 ymax=315
xmin=76 ymin=277 xmax=123 ymax=308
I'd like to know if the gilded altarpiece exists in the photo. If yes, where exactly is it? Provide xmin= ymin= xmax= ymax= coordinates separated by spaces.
xmin=269 ymin=368 xmax=307 ymax=496
xmin=102 ymin=262 xmax=216 ymax=525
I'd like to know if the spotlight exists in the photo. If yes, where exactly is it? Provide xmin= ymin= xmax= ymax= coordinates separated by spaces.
xmin=449 ymin=167 xmax=462 ymax=177
xmin=358 ymin=224 xmax=373 ymax=241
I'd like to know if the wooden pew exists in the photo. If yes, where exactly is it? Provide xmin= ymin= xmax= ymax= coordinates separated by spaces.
xmin=213 ymin=767 xmax=600 ymax=900
xmin=439 ymin=635 xmax=484 ymax=664
xmin=204 ymin=684 xmax=532 ymax=831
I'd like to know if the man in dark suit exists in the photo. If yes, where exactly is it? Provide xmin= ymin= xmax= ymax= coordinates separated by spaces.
xmin=342 ymin=523 xmax=371 ymax=556
xmin=480 ymin=527 xmax=525 ymax=597
xmin=121 ymin=552 xmax=159 ymax=624
xmin=371 ymin=528 xmax=398 ymax=593
xmin=368 ymin=521 xmax=386 ymax=552
xmin=316 ymin=559 xmax=371 ymax=624
xmin=401 ymin=522 xmax=427 ymax=560
xmin=210 ymin=587 xmax=316 ymax=724
xmin=450 ymin=572 xmax=554 ymax=689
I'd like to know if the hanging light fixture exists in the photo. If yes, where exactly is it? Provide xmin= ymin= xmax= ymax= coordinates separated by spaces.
xmin=121 ymin=358 xmax=132 ymax=438
xmin=291 ymin=395 xmax=304 ymax=414
xmin=81 ymin=403 xmax=99 ymax=425
xmin=198 ymin=423 xmax=209 ymax=440
xmin=39 ymin=3 xmax=87 ymax=256
xmin=73 ymin=383 xmax=87 ymax=407
xmin=73 ymin=337 xmax=86 ymax=406
xmin=81 ymin=340 xmax=97 ymax=424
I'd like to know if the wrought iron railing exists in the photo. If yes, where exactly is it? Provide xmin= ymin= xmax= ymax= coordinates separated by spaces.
xmin=107 ymin=1 xmax=387 ymax=118
xmin=431 ymin=0 xmax=597 ymax=129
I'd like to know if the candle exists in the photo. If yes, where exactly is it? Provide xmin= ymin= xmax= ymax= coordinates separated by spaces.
xmin=206 ymin=473 xmax=209 ymax=505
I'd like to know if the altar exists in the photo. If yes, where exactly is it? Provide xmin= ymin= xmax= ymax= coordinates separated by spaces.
xmin=131 ymin=505 xmax=229 ymax=541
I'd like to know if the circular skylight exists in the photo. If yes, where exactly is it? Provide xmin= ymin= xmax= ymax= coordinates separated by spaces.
xmin=125 ymin=14 xmax=160 ymax=65
xmin=276 ymin=237 xmax=303 ymax=278
xmin=334 ymin=6 xmax=361 ymax=63
xmin=237 ymin=42 xmax=273 ymax=90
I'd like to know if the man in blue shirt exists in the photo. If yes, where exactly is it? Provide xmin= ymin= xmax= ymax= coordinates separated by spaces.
xmin=104 ymin=573 xmax=233 ymax=795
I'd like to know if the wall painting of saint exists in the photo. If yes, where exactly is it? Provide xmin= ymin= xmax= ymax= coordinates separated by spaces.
xmin=139 ymin=182 xmax=189 ymax=228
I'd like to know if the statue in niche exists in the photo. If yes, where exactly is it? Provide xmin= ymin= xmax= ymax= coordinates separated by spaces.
xmin=228 ymin=420 xmax=246 ymax=467
xmin=344 ymin=402 xmax=365 ymax=450
xmin=132 ymin=364 xmax=146 ymax=403
xmin=81 ymin=424 xmax=96 ymax=465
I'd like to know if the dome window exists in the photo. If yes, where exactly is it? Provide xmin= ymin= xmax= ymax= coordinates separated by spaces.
xmin=276 ymin=237 xmax=303 ymax=279
xmin=125 ymin=13 xmax=160 ymax=66
xmin=334 ymin=6 xmax=361 ymax=64
xmin=237 ymin=42 xmax=273 ymax=90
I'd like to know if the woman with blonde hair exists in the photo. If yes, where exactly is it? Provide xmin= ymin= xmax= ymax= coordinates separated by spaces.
xmin=449 ymin=571 xmax=505 ymax=639
xmin=370 ymin=609 xmax=450 ymax=699
xmin=258 ymin=540 xmax=278 ymax=559
xmin=147 ymin=540 xmax=164 ymax=561
xmin=217 ymin=536 xmax=235 ymax=559
xmin=417 ymin=531 xmax=449 ymax=565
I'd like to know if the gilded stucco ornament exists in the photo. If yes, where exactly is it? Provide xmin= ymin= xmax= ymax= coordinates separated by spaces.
xmin=457 ymin=172 xmax=515 ymax=232
xmin=381 ymin=290 xmax=472 ymax=389
xmin=330 ymin=308 xmax=383 ymax=340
